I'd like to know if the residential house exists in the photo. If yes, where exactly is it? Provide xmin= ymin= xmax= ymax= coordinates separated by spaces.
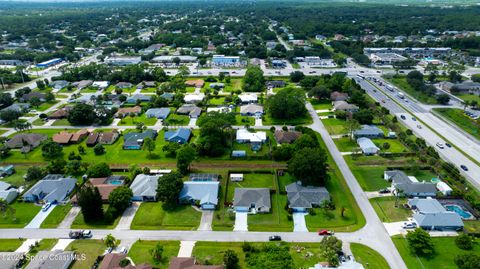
xmin=123 ymin=130 xmax=157 ymax=150
xmin=353 ymin=125 xmax=384 ymax=139
xmin=0 ymin=252 xmax=24 ymax=268
xmin=177 ymin=104 xmax=202 ymax=118
xmin=74 ymin=93 xmax=101 ymax=104
xmin=140 ymin=43 xmax=164 ymax=55
xmin=332 ymin=101 xmax=359 ymax=113
xmin=99 ymin=253 xmax=152 ymax=269
xmin=408 ymin=197 xmax=464 ymax=231
xmin=357 ymin=137 xmax=380 ymax=155
xmin=137 ymin=81 xmax=156 ymax=90
xmin=130 ymin=174 xmax=160 ymax=201
xmin=330 ymin=91 xmax=349 ymax=102
xmin=115 ymin=106 xmax=142 ymax=118
xmin=49 ymin=106 xmax=72 ymax=119
xmin=19 ymin=92 xmax=46 ymax=103
xmin=185 ymin=79 xmax=205 ymax=88
xmin=233 ymin=188 xmax=271 ymax=213
xmin=87 ymin=176 xmax=125 ymax=202
xmin=127 ymin=94 xmax=152 ymax=104
xmin=25 ymin=251 xmax=74 ymax=269
xmin=1 ymin=103 xmax=29 ymax=113
xmin=238 ymin=93 xmax=258 ymax=104
xmin=184 ymin=93 xmax=205 ymax=104
xmin=160 ymin=92 xmax=175 ymax=101
xmin=98 ymin=130 xmax=120 ymax=145
xmin=70 ymin=129 xmax=89 ymax=143
xmin=274 ymin=130 xmax=301 ymax=144
xmin=164 ymin=128 xmax=191 ymax=144
xmin=265 ymin=80 xmax=286 ymax=89
xmin=286 ymin=182 xmax=330 ymax=212
xmin=0 ymin=181 xmax=18 ymax=204
xmin=23 ymin=175 xmax=76 ymax=203
xmin=116 ymin=82 xmax=133 ymax=89
xmin=236 ymin=129 xmax=267 ymax=150
xmin=168 ymin=257 xmax=224 ymax=269
xmin=145 ymin=108 xmax=170 ymax=119
xmin=50 ymin=80 xmax=70 ymax=90
xmin=86 ymin=132 xmax=100 ymax=147
xmin=179 ymin=181 xmax=220 ymax=210
xmin=309 ymin=260 xmax=364 ymax=269
xmin=73 ymin=80 xmax=93 ymax=90
xmin=92 ymin=81 xmax=110 ymax=89
xmin=53 ymin=131 xmax=73 ymax=144
xmin=240 ymin=104 xmax=263 ymax=117
xmin=0 ymin=165 xmax=15 ymax=177
xmin=189 ymin=173 xmax=219 ymax=182
xmin=230 ymin=173 xmax=244 ymax=182
xmin=6 ymin=133 xmax=47 ymax=152
xmin=384 ymin=170 xmax=437 ymax=197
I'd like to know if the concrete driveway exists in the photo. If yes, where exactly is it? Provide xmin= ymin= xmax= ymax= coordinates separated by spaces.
xmin=292 ymin=213 xmax=308 ymax=232
xmin=58 ymin=207 xmax=81 ymax=229
xmin=52 ymin=239 xmax=74 ymax=251
xmin=233 ymin=212 xmax=248 ymax=232
xmin=177 ymin=241 xmax=196 ymax=257
xmin=115 ymin=202 xmax=141 ymax=230
xmin=16 ymin=239 xmax=40 ymax=252
xmin=25 ymin=204 xmax=57 ymax=228
xmin=198 ymin=211 xmax=213 ymax=231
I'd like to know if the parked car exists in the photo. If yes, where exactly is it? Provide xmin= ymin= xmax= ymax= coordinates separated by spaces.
xmin=269 ymin=235 xmax=282 ymax=241
xmin=41 ymin=202 xmax=52 ymax=212
xmin=119 ymin=247 xmax=128 ymax=254
xmin=402 ymin=222 xmax=417 ymax=229
xmin=318 ymin=230 xmax=334 ymax=236
xmin=69 ymin=230 xmax=92 ymax=239
xmin=460 ymin=165 xmax=468 ymax=171
xmin=378 ymin=189 xmax=390 ymax=194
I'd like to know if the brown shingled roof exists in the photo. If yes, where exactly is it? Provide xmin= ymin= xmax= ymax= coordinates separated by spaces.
xmin=70 ymin=129 xmax=89 ymax=143
xmin=52 ymin=131 xmax=73 ymax=144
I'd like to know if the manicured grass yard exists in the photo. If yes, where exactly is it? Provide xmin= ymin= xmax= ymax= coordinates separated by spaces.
xmin=71 ymin=205 xmax=121 ymax=229
xmin=351 ymin=243 xmax=390 ymax=269
xmin=310 ymin=99 xmax=332 ymax=110
xmin=392 ymin=236 xmax=480 ymax=269
xmin=322 ymin=118 xmax=347 ymax=135
xmin=29 ymin=239 xmax=59 ymax=255
xmin=234 ymin=115 xmax=255 ymax=126
xmin=131 ymin=202 xmax=201 ymax=230
xmin=0 ymin=239 xmax=25 ymax=251
xmin=51 ymin=118 xmax=71 ymax=126
xmin=118 ymin=114 xmax=157 ymax=126
xmin=209 ymin=97 xmax=226 ymax=105
xmin=232 ymin=142 xmax=271 ymax=158
xmin=164 ymin=114 xmax=190 ymax=126
xmin=434 ymin=108 xmax=480 ymax=141
xmin=349 ymin=165 xmax=390 ymax=191
xmin=0 ymin=166 xmax=29 ymax=187
xmin=370 ymin=197 xmax=411 ymax=222
xmin=226 ymin=173 xmax=275 ymax=201
xmin=37 ymin=100 xmax=59 ymax=111
xmin=40 ymin=204 xmax=72 ymax=228
xmin=0 ymin=202 xmax=41 ymax=228
xmin=262 ymin=113 xmax=312 ymax=126
xmin=66 ymin=239 xmax=105 ymax=269
xmin=129 ymin=240 xmax=180 ymax=269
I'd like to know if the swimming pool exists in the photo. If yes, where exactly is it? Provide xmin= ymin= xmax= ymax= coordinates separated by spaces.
xmin=106 ymin=179 xmax=124 ymax=185
xmin=445 ymin=204 xmax=473 ymax=219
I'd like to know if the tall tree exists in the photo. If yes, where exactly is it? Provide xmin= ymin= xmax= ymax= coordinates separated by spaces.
xmin=243 ymin=66 xmax=265 ymax=92
xmin=287 ymin=147 xmax=329 ymax=186
xmin=176 ymin=144 xmax=197 ymax=174
xmin=143 ymin=137 xmax=156 ymax=158
xmin=77 ymin=185 xmax=104 ymax=222
xmin=156 ymin=172 xmax=184 ymax=205
xmin=406 ymin=228 xmax=435 ymax=257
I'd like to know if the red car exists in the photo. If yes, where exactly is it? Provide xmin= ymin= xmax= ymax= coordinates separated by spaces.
xmin=318 ymin=230 xmax=334 ymax=236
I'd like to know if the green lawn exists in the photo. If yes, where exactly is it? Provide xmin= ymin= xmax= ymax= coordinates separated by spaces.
xmin=349 ymin=165 xmax=390 ymax=191
xmin=32 ymin=118 xmax=46 ymax=126
xmin=262 ymin=113 xmax=312 ymax=126
xmin=232 ymin=141 xmax=271 ymax=158
xmin=0 ymin=166 xmax=29 ymax=187
xmin=0 ymin=239 xmax=25 ymax=251
xmin=235 ymin=115 xmax=255 ymax=126
xmin=310 ymin=99 xmax=332 ymax=110
xmin=118 ymin=114 xmax=157 ymax=126
xmin=322 ymin=118 xmax=347 ymax=135
xmin=165 ymin=114 xmax=190 ymax=126
xmin=209 ymin=97 xmax=226 ymax=105
xmin=40 ymin=204 xmax=72 ymax=228
xmin=129 ymin=240 xmax=180 ymax=269
xmin=51 ymin=118 xmax=71 ymax=126
xmin=0 ymin=202 xmax=41 ymax=228
xmin=370 ymin=197 xmax=411 ymax=222
xmin=463 ymin=220 xmax=480 ymax=234
xmin=131 ymin=202 xmax=201 ymax=230
xmin=29 ymin=239 xmax=59 ymax=255
xmin=36 ymin=101 xmax=59 ymax=111
xmin=226 ymin=173 xmax=275 ymax=201
xmin=455 ymin=93 xmax=480 ymax=104
xmin=66 ymin=240 xmax=105 ymax=269
xmin=351 ymin=243 xmax=390 ymax=269
xmin=71 ymin=205 xmax=121 ymax=229
xmin=434 ymin=108 xmax=480 ymax=141
xmin=392 ymin=236 xmax=480 ymax=269
xmin=386 ymin=77 xmax=438 ymax=104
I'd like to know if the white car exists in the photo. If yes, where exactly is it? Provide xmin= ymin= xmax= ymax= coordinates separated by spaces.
xmin=402 ymin=222 xmax=417 ymax=229
xmin=41 ymin=203 xmax=52 ymax=212
xmin=436 ymin=142 xmax=445 ymax=149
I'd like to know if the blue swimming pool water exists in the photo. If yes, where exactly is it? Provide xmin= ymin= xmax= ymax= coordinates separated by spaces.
xmin=107 ymin=179 xmax=124 ymax=185
xmin=445 ymin=205 xmax=473 ymax=219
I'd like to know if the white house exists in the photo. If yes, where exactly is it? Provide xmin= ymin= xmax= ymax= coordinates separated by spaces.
xmin=437 ymin=181 xmax=453 ymax=196
xmin=236 ymin=129 xmax=267 ymax=144
xmin=184 ymin=93 xmax=205 ymax=104
xmin=238 ymin=93 xmax=258 ymax=104
xmin=230 ymin=173 xmax=244 ymax=182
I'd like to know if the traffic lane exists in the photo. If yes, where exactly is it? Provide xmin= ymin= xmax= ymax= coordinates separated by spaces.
xmin=397 ymin=115 xmax=480 ymax=190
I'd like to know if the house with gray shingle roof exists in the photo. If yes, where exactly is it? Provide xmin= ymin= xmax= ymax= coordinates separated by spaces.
xmin=179 ymin=181 xmax=219 ymax=210
xmin=130 ymin=174 xmax=160 ymax=201
xmin=408 ymin=197 xmax=463 ymax=231
xmin=6 ymin=133 xmax=47 ymax=152
xmin=164 ymin=128 xmax=191 ymax=144
xmin=233 ymin=188 xmax=271 ymax=213
xmin=384 ymin=170 xmax=437 ymax=197
xmin=0 ymin=252 xmax=24 ymax=268
xmin=286 ymin=182 xmax=330 ymax=212
xmin=357 ymin=137 xmax=379 ymax=155
xmin=353 ymin=125 xmax=384 ymax=139
xmin=25 ymin=250 xmax=74 ymax=269
xmin=146 ymin=108 xmax=170 ymax=119
xmin=0 ymin=181 xmax=18 ymax=204
xmin=123 ymin=129 xmax=157 ymax=150
xmin=23 ymin=175 xmax=76 ymax=203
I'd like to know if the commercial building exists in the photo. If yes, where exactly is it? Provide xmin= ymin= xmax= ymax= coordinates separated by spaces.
xmin=105 ymin=56 xmax=141 ymax=66
xmin=36 ymin=58 xmax=63 ymax=68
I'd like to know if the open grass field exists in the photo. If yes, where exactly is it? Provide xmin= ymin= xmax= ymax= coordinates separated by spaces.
xmin=370 ymin=197 xmax=411 ymax=222
xmin=455 ymin=93 xmax=480 ymax=103
xmin=66 ymin=239 xmax=105 ymax=269
xmin=434 ymin=108 xmax=480 ymax=141
xmin=322 ymin=118 xmax=347 ymax=135
xmin=0 ymin=202 xmax=41 ymax=228
xmin=262 ymin=113 xmax=312 ymax=126
xmin=226 ymin=173 xmax=275 ymax=201
xmin=40 ymin=204 xmax=72 ymax=228
xmin=310 ymin=99 xmax=332 ymax=110
xmin=351 ymin=243 xmax=390 ymax=269
xmin=0 ymin=166 xmax=29 ymax=186
xmin=392 ymin=236 xmax=480 ymax=269
xmin=164 ymin=114 xmax=190 ymax=126
xmin=386 ymin=77 xmax=437 ymax=104
xmin=71 ymin=205 xmax=121 ymax=229
xmin=129 ymin=240 xmax=180 ymax=269
xmin=28 ymin=239 xmax=59 ymax=255
xmin=131 ymin=202 xmax=201 ymax=230
xmin=117 ymin=114 xmax=157 ymax=126
xmin=349 ymin=165 xmax=390 ymax=191
xmin=36 ymin=100 xmax=59 ymax=112
xmin=0 ymin=239 xmax=24 ymax=251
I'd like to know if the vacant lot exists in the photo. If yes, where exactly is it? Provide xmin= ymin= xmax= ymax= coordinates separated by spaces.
xmin=434 ymin=108 xmax=480 ymax=141
xmin=370 ymin=197 xmax=411 ymax=222
xmin=0 ymin=239 xmax=24 ymax=251
xmin=66 ymin=240 xmax=105 ymax=269
xmin=131 ymin=202 xmax=201 ymax=230
xmin=117 ymin=114 xmax=157 ymax=126
xmin=71 ymin=205 xmax=121 ymax=229
xmin=0 ymin=202 xmax=41 ymax=228
xmin=129 ymin=240 xmax=180 ymax=269
xmin=351 ymin=243 xmax=390 ymax=269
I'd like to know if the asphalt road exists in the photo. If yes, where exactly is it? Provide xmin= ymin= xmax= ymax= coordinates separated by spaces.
xmin=357 ymin=78 xmax=480 ymax=190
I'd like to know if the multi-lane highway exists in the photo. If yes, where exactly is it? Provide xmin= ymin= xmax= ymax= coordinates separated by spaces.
xmin=357 ymin=77 xmax=480 ymax=190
